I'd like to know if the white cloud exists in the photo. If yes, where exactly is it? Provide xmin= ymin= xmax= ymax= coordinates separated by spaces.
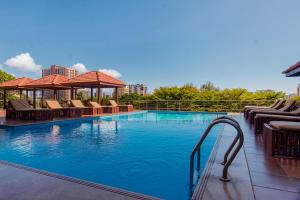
xmin=9 ymin=73 xmax=15 ymax=77
xmin=71 ymin=63 xmax=88 ymax=74
xmin=98 ymin=69 xmax=122 ymax=78
xmin=4 ymin=52 xmax=42 ymax=73
xmin=0 ymin=64 xmax=3 ymax=70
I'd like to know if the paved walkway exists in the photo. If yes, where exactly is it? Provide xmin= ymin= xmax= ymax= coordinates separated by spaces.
xmin=0 ymin=161 xmax=158 ymax=200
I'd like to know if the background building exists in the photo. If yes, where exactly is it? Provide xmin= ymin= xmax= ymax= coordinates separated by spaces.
xmin=42 ymin=65 xmax=78 ymax=100
xmin=297 ymin=84 xmax=300 ymax=96
xmin=117 ymin=85 xmax=129 ymax=96
xmin=128 ymin=84 xmax=147 ymax=96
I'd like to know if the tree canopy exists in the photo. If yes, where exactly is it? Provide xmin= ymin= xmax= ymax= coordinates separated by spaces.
xmin=0 ymin=70 xmax=15 ymax=83
xmin=120 ymin=82 xmax=285 ymax=102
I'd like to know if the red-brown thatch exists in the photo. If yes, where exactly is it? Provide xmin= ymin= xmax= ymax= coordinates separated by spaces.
xmin=62 ymin=71 xmax=125 ymax=87
xmin=24 ymin=74 xmax=69 ymax=89
xmin=0 ymin=77 xmax=33 ymax=89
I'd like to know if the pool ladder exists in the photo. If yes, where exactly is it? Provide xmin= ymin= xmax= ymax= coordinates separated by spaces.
xmin=189 ymin=116 xmax=244 ymax=196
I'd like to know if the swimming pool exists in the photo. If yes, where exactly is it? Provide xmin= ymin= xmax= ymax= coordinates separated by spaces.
xmin=0 ymin=111 xmax=224 ymax=199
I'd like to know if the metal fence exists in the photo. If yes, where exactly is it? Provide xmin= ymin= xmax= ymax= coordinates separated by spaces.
xmin=120 ymin=100 xmax=277 ymax=112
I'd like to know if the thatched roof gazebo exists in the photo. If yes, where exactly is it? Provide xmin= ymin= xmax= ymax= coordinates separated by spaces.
xmin=23 ymin=74 xmax=70 ymax=108
xmin=0 ymin=70 xmax=126 ymax=109
xmin=62 ymin=71 xmax=126 ymax=104
xmin=0 ymin=77 xmax=34 ymax=108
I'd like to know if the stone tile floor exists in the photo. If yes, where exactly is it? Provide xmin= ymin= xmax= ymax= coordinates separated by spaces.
xmin=239 ymin=116 xmax=300 ymax=199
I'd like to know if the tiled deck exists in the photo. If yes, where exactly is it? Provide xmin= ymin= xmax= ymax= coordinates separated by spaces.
xmin=0 ymin=161 xmax=157 ymax=200
xmin=195 ymin=115 xmax=300 ymax=200
xmin=241 ymin=116 xmax=300 ymax=199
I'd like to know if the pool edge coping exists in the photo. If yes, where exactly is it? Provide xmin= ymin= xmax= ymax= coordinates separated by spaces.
xmin=0 ymin=111 xmax=148 ymax=128
xmin=0 ymin=160 xmax=160 ymax=200
xmin=191 ymin=124 xmax=224 ymax=200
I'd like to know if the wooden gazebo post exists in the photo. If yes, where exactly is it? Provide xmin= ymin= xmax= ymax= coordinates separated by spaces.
xmin=115 ymin=87 xmax=118 ymax=103
xmin=71 ymin=87 xmax=74 ymax=100
xmin=19 ymin=89 xmax=22 ymax=99
xmin=25 ymin=90 xmax=28 ymax=100
xmin=90 ymin=87 xmax=93 ymax=101
xmin=54 ymin=89 xmax=57 ymax=100
xmin=97 ymin=85 xmax=101 ymax=104
xmin=41 ymin=90 xmax=44 ymax=107
xmin=33 ymin=88 xmax=36 ymax=108
xmin=3 ymin=89 xmax=6 ymax=109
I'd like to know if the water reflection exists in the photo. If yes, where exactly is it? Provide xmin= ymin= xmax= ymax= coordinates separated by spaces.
xmin=11 ymin=134 xmax=33 ymax=157
xmin=45 ymin=125 xmax=62 ymax=145
xmin=91 ymin=120 xmax=119 ymax=134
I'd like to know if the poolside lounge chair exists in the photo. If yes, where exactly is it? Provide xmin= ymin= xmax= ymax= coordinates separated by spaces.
xmin=46 ymin=100 xmax=82 ymax=118
xmin=254 ymin=113 xmax=300 ymax=134
xmin=244 ymin=99 xmax=285 ymax=120
xmin=89 ymin=101 xmax=118 ymax=114
xmin=264 ymin=121 xmax=300 ymax=157
xmin=248 ymin=100 xmax=295 ymax=124
xmin=70 ymin=100 xmax=102 ymax=115
xmin=243 ymin=99 xmax=281 ymax=118
xmin=109 ymin=100 xmax=133 ymax=112
xmin=6 ymin=99 xmax=53 ymax=121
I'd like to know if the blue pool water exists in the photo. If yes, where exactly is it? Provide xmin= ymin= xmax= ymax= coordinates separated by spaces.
xmin=0 ymin=111 xmax=224 ymax=199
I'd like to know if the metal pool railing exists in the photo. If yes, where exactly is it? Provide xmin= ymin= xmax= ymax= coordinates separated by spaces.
xmin=121 ymin=100 xmax=276 ymax=112
xmin=189 ymin=116 xmax=244 ymax=196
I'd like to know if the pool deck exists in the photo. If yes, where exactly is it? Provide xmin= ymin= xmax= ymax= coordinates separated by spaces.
xmin=0 ymin=161 xmax=158 ymax=200
xmin=194 ymin=115 xmax=300 ymax=200
xmin=0 ymin=111 xmax=299 ymax=199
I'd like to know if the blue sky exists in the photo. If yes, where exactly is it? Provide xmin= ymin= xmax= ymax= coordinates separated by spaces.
xmin=0 ymin=0 xmax=300 ymax=93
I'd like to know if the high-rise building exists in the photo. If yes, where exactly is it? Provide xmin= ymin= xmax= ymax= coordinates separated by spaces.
xmin=42 ymin=65 xmax=78 ymax=100
xmin=128 ymin=84 xmax=147 ymax=96
xmin=297 ymin=84 xmax=300 ymax=96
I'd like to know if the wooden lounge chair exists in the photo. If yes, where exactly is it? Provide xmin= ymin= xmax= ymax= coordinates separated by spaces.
xmin=243 ymin=99 xmax=280 ymax=118
xmin=70 ymin=100 xmax=102 ymax=115
xmin=254 ymin=112 xmax=300 ymax=134
xmin=89 ymin=101 xmax=118 ymax=114
xmin=6 ymin=99 xmax=53 ymax=121
xmin=46 ymin=100 xmax=82 ymax=118
xmin=109 ymin=100 xmax=133 ymax=112
xmin=264 ymin=121 xmax=300 ymax=157
xmin=244 ymin=99 xmax=285 ymax=120
xmin=248 ymin=100 xmax=295 ymax=124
